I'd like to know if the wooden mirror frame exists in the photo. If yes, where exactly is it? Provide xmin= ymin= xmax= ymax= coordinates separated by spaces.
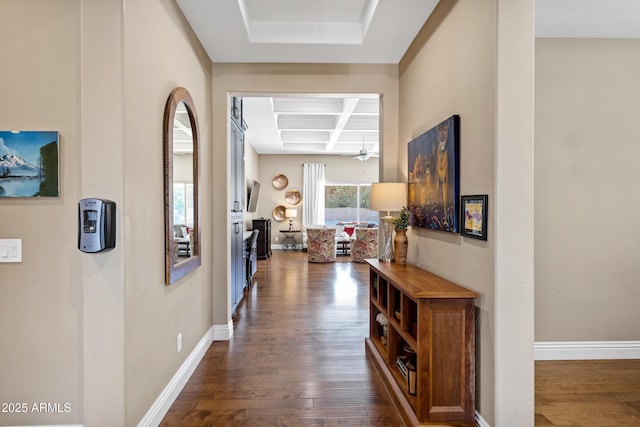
xmin=164 ymin=87 xmax=201 ymax=284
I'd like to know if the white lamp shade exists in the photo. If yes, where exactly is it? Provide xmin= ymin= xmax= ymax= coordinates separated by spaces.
xmin=285 ymin=208 xmax=298 ymax=218
xmin=370 ymin=183 xmax=407 ymax=213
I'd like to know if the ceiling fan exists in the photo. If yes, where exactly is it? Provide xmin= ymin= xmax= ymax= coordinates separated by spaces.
xmin=343 ymin=140 xmax=379 ymax=162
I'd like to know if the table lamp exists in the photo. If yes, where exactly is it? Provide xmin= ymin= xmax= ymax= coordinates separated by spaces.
xmin=370 ymin=182 xmax=407 ymax=262
xmin=285 ymin=208 xmax=297 ymax=231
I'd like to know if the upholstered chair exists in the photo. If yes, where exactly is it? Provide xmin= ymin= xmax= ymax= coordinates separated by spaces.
xmin=350 ymin=227 xmax=378 ymax=263
xmin=173 ymin=224 xmax=192 ymax=257
xmin=307 ymin=227 xmax=336 ymax=263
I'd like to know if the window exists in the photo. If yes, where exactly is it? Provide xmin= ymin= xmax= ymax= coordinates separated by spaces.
xmin=325 ymin=184 xmax=378 ymax=226
xmin=173 ymin=182 xmax=194 ymax=227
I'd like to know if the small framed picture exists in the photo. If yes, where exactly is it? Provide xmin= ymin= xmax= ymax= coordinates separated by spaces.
xmin=461 ymin=195 xmax=488 ymax=240
xmin=0 ymin=130 xmax=59 ymax=198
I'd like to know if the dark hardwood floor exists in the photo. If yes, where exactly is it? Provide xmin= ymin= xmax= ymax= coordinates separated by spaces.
xmin=160 ymin=250 xmax=403 ymax=426
xmin=160 ymin=249 xmax=640 ymax=426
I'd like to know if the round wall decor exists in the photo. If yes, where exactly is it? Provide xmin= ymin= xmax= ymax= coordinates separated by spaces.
xmin=272 ymin=205 xmax=286 ymax=221
xmin=272 ymin=174 xmax=288 ymax=190
xmin=285 ymin=190 xmax=301 ymax=206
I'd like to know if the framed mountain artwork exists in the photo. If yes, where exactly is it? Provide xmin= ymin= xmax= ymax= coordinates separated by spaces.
xmin=407 ymin=115 xmax=460 ymax=233
xmin=0 ymin=130 xmax=59 ymax=197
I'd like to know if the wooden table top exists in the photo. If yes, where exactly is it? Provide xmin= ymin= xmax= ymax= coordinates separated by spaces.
xmin=365 ymin=259 xmax=480 ymax=299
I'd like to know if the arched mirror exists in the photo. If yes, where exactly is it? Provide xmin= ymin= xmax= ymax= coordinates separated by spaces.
xmin=164 ymin=87 xmax=200 ymax=284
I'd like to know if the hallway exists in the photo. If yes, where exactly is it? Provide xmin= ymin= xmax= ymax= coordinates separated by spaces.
xmin=161 ymin=250 xmax=402 ymax=426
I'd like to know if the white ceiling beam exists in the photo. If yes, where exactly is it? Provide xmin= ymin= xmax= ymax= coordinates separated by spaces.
xmin=325 ymin=98 xmax=360 ymax=152
xmin=172 ymin=121 xmax=192 ymax=137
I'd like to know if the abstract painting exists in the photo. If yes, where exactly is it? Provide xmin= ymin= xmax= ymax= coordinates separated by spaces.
xmin=0 ymin=131 xmax=59 ymax=197
xmin=407 ymin=115 xmax=460 ymax=233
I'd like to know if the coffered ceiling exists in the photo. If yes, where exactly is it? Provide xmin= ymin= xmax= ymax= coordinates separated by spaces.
xmin=243 ymin=95 xmax=380 ymax=158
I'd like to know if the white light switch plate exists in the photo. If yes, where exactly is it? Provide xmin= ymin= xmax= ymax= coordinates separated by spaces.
xmin=0 ymin=239 xmax=22 ymax=262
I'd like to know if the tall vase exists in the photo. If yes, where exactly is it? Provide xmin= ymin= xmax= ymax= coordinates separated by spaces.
xmin=393 ymin=229 xmax=408 ymax=264
xmin=379 ymin=216 xmax=394 ymax=262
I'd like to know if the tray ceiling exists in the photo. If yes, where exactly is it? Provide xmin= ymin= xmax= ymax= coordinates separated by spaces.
xmin=176 ymin=0 xmax=640 ymax=155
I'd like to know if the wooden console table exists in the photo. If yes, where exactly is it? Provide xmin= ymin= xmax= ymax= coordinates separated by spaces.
xmin=365 ymin=259 xmax=479 ymax=426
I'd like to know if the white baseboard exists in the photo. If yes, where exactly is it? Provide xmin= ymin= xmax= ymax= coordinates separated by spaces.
xmin=137 ymin=325 xmax=214 ymax=427
xmin=535 ymin=341 xmax=640 ymax=360
xmin=212 ymin=320 xmax=233 ymax=341
xmin=475 ymin=410 xmax=490 ymax=427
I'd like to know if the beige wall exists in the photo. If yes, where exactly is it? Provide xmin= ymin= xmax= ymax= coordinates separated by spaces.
xmin=211 ymin=64 xmax=398 ymax=326
xmin=398 ymin=0 xmax=535 ymax=424
xmin=0 ymin=2 xmax=82 ymax=425
xmin=122 ymin=0 xmax=212 ymax=424
xmin=535 ymin=38 xmax=640 ymax=341
xmin=81 ymin=0 xmax=126 ymax=423
xmin=253 ymin=154 xmax=378 ymax=241
xmin=399 ymin=1 xmax=497 ymax=422
xmin=493 ymin=2 xmax=535 ymax=424
xmin=0 ymin=0 xmax=212 ymax=425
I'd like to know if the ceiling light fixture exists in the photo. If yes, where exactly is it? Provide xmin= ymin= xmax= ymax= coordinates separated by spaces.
xmin=352 ymin=139 xmax=379 ymax=162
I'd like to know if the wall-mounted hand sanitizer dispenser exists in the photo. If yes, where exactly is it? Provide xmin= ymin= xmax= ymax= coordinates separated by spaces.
xmin=78 ymin=198 xmax=116 ymax=253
